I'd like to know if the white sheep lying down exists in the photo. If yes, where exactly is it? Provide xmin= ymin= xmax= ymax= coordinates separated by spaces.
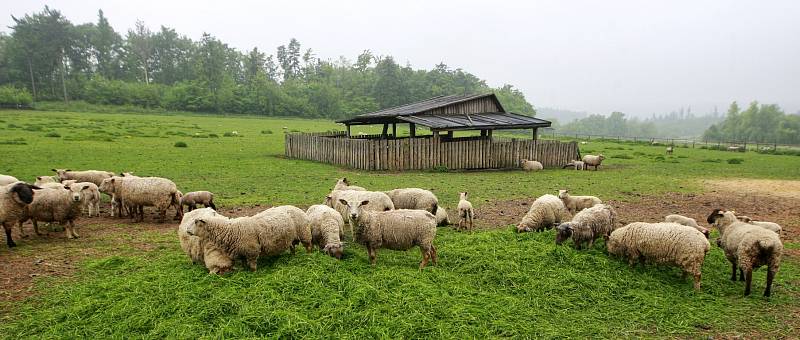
xmin=664 ymin=214 xmax=709 ymax=238
xmin=384 ymin=188 xmax=439 ymax=214
xmin=516 ymin=194 xmax=571 ymax=232
xmin=0 ymin=175 xmax=19 ymax=186
xmin=52 ymin=169 xmax=114 ymax=186
xmin=333 ymin=178 xmax=366 ymax=191
xmin=520 ymin=159 xmax=543 ymax=171
xmin=736 ymin=215 xmax=782 ymax=237
xmin=557 ymin=189 xmax=601 ymax=214
xmin=177 ymin=208 xmax=233 ymax=274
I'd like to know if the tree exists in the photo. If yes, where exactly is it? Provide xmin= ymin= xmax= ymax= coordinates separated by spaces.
xmin=126 ymin=20 xmax=154 ymax=83
xmin=91 ymin=10 xmax=122 ymax=79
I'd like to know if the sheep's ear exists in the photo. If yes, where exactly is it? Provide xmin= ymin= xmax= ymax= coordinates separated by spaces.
xmin=360 ymin=200 xmax=370 ymax=207
xmin=51 ymin=169 xmax=57 ymax=172
xmin=36 ymin=176 xmax=42 ymax=180
xmin=110 ymin=178 xmax=115 ymax=183
xmin=63 ymin=185 xmax=70 ymax=190
xmin=338 ymin=198 xmax=348 ymax=206
xmin=82 ymin=185 xmax=90 ymax=191
xmin=66 ymin=169 xmax=72 ymax=172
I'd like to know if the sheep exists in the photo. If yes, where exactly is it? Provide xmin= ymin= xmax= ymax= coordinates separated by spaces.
xmin=325 ymin=189 xmax=395 ymax=236
xmin=736 ymin=216 xmax=782 ymax=237
xmin=21 ymin=185 xmax=90 ymax=239
xmin=521 ymin=159 xmax=543 ymax=171
xmin=708 ymin=209 xmax=783 ymax=296
xmin=581 ymin=154 xmax=605 ymax=171
xmin=607 ymin=222 xmax=710 ymax=290
xmin=177 ymin=207 xmax=233 ymax=274
xmin=0 ymin=175 xmax=19 ymax=186
xmin=260 ymin=205 xmax=312 ymax=253
xmin=516 ymin=194 xmax=571 ymax=233
xmin=457 ymin=192 xmax=474 ymax=231
xmin=99 ymin=176 xmax=127 ymax=218
xmin=384 ymin=188 xmax=438 ymax=214
xmin=555 ymin=204 xmax=617 ymax=249
xmin=664 ymin=214 xmax=709 ymax=238
xmin=113 ymin=176 xmax=182 ymax=222
xmin=0 ymin=182 xmax=39 ymax=247
xmin=306 ymin=204 xmax=345 ymax=259
xmin=186 ymin=211 xmax=301 ymax=272
xmin=52 ymin=169 xmax=114 ymax=186
xmin=66 ymin=182 xmax=101 ymax=217
xmin=666 ymin=146 xmax=674 ymax=155
xmin=562 ymin=160 xmax=585 ymax=170
xmin=557 ymin=189 xmax=602 ymax=214
xmin=435 ymin=207 xmax=450 ymax=226
xmin=38 ymin=182 xmax=67 ymax=189
xmin=333 ymin=177 xmax=366 ymax=191
xmin=180 ymin=191 xmax=217 ymax=212
xmin=338 ymin=198 xmax=437 ymax=269
xmin=33 ymin=176 xmax=57 ymax=186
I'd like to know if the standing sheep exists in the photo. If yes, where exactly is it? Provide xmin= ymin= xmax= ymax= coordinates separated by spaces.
xmin=259 ymin=205 xmax=312 ymax=253
xmin=99 ymin=176 xmax=128 ymax=218
xmin=326 ymin=189 xmax=395 ymax=236
xmin=557 ymin=189 xmax=602 ymax=214
xmin=306 ymin=204 xmax=345 ymax=259
xmin=581 ymin=154 xmax=605 ymax=171
xmin=34 ymin=176 xmax=57 ymax=186
xmin=435 ymin=207 xmax=450 ymax=226
xmin=333 ymin=178 xmax=366 ymax=191
xmin=114 ymin=176 xmax=182 ymax=222
xmin=21 ymin=185 xmax=90 ymax=239
xmin=0 ymin=182 xmax=39 ymax=247
xmin=339 ymin=198 xmax=437 ymax=269
xmin=666 ymin=146 xmax=674 ymax=155
xmin=0 ymin=175 xmax=19 ymax=186
xmin=385 ymin=188 xmax=438 ymax=214
xmin=180 ymin=191 xmax=217 ymax=212
xmin=707 ymin=209 xmax=783 ymax=297
xmin=520 ymin=159 xmax=543 ymax=172
xmin=65 ymin=182 xmax=101 ymax=217
xmin=457 ymin=192 xmax=474 ymax=231
xmin=177 ymin=207 xmax=233 ymax=274
xmin=52 ymin=169 xmax=114 ymax=186
xmin=516 ymin=194 xmax=571 ymax=233
xmin=736 ymin=216 xmax=782 ymax=237
xmin=664 ymin=214 xmax=709 ymax=238
xmin=555 ymin=204 xmax=617 ymax=249
xmin=607 ymin=222 xmax=710 ymax=290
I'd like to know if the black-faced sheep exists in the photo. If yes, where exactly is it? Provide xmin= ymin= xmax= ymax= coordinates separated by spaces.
xmin=457 ymin=192 xmax=474 ymax=231
xmin=0 ymin=182 xmax=39 ymax=247
xmin=180 ymin=191 xmax=217 ymax=212
xmin=581 ymin=154 xmax=605 ymax=171
xmin=516 ymin=194 xmax=571 ymax=233
xmin=384 ymin=188 xmax=439 ymax=214
xmin=557 ymin=189 xmax=601 ymax=214
xmin=306 ymin=204 xmax=345 ymax=259
xmin=555 ymin=204 xmax=617 ymax=249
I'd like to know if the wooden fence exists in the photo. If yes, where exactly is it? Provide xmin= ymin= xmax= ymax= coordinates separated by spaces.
xmin=285 ymin=132 xmax=579 ymax=171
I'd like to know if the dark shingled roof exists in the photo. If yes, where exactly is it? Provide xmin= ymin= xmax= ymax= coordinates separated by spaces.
xmin=337 ymin=93 xmax=504 ymax=123
xmin=398 ymin=112 xmax=550 ymax=131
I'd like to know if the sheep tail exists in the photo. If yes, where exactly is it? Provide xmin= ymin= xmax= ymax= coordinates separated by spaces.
xmin=757 ymin=239 xmax=778 ymax=257
xmin=430 ymin=202 xmax=438 ymax=215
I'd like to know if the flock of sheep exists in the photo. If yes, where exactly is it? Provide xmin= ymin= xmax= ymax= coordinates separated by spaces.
xmin=0 ymin=155 xmax=786 ymax=297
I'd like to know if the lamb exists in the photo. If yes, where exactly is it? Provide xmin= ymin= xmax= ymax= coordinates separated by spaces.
xmin=186 ymin=210 xmax=302 ymax=272
xmin=21 ymin=184 xmax=90 ymax=239
xmin=607 ymin=222 xmax=710 ymax=290
xmin=64 ymin=182 xmax=101 ymax=217
xmin=664 ymin=214 xmax=709 ymax=238
xmin=113 ymin=176 xmax=182 ymax=222
xmin=339 ymin=198 xmax=437 ymax=269
xmin=516 ymin=194 xmax=571 ymax=233
xmin=0 ymin=182 xmax=39 ymax=247
xmin=435 ymin=207 xmax=450 ymax=226
xmin=259 ymin=205 xmax=312 ymax=253
xmin=34 ymin=176 xmax=57 ymax=186
xmin=0 ymin=175 xmax=19 ymax=186
xmin=708 ymin=209 xmax=783 ymax=296
xmin=180 ymin=191 xmax=217 ymax=212
xmin=557 ymin=189 xmax=602 ymax=214
xmin=99 ymin=176 xmax=127 ymax=218
xmin=520 ymin=159 xmax=543 ymax=171
xmin=555 ymin=204 xmax=617 ymax=249
xmin=581 ymin=154 xmax=605 ymax=171
xmin=306 ymin=204 xmax=345 ymax=259
xmin=52 ymin=169 xmax=114 ymax=186
xmin=177 ymin=207 xmax=232 ymax=274
xmin=666 ymin=146 xmax=674 ymax=155
xmin=457 ymin=192 xmax=474 ymax=231
xmin=333 ymin=177 xmax=366 ymax=191
xmin=385 ymin=188 xmax=438 ymax=214
xmin=325 ymin=189 xmax=395 ymax=236
xmin=562 ymin=160 xmax=585 ymax=170
xmin=736 ymin=216 xmax=782 ymax=237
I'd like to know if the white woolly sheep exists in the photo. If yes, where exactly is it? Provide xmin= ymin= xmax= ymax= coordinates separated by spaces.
xmin=65 ymin=182 xmax=101 ymax=217
xmin=385 ymin=188 xmax=439 ymax=214
xmin=562 ymin=160 xmax=585 ymax=170
xmin=516 ymin=194 xmax=571 ymax=233
xmin=457 ymin=192 xmax=474 ymax=231
xmin=607 ymin=222 xmax=710 ymax=290
xmin=52 ymin=169 xmax=114 ymax=186
xmin=664 ymin=214 xmax=709 ymax=238
xmin=0 ymin=182 xmax=39 ymax=247
xmin=581 ymin=154 xmax=605 ymax=171
xmin=557 ymin=189 xmax=602 ymax=214
xmin=177 ymin=207 xmax=233 ymax=274
xmin=339 ymin=198 xmax=437 ymax=269
xmin=0 ymin=175 xmax=19 ymax=186
xmin=666 ymin=146 xmax=674 ymax=155
xmin=325 ymin=189 xmax=395 ymax=236
xmin=180 ymin=191 xmax=217 ymax=212
xmin=306 ymin=204 xmax=345 ymax=259
xmin=736 ymin=216 xmax=782 ymax=237
xmin=113 ymin=176 xmax=182 ymax=222
xmin=99 ymin=176 xmax=127 ymax=218
xmin=555 ymin=204 xmax=617 ymax=249
xmin=435 ymin=207 xmax=450 ymax=226
xmin=38 ymin=182 xmax=67 ymax=189
xmin=708 ymin=209 xmax=783 ymax=296
xmin=260 ymin=205 xmax=312 ymax=253
xmin=21 ymin=185 xmax=90 ymax=239
xmin=521 ymin=159 xmax=543 ymax=171
xmin=33 ymin=176 xmax=57 ymax=186
xmin=333 ymin=177 xmax=366 ymax=191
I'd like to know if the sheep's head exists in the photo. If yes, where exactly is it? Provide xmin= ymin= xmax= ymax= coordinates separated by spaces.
xmin=515 ymin=223 xmax=531 ymax=233
xmin=706 ymin=209 xmax=737 ymax=231
xmin=555 ymin=223 xmax=573 ymax=245
xmin=557 ymin=189 xmax=569 ymax=199
xmin=606 ymin=235 xmax=620 ymax=255
xmin=98 ymin=178 xmax=114 ymax=194
xmin=324 ymin=195 xmax=334 ymax=207
xmin=339 ymin=198 xmax=369 ymax=221
xmin=62 ymin=180 xmax=77 ymax=186
xmin=120 ymin=172 xmax=135 ymax=177
xmin=520 ymin=159 xmax=528 ymax=165
xmin=187 ymin=218 xmax=209 ymax=237
xmin=459 ymin=192 xmax=468 ymax=200
xmin=323 ymin=242 xmax=344 ymax=259
xmin=9 ymin=182 xmax=39 ymax=205
xmin=51 ymin=169 xmax=70 ymax=181
xmin=35 ymin=176 xmax=55 ymax=184
xmin=598 ymin=154 xmax=605 ymax=161
xmin=65 ymin=184 xmax=91 ymax=203
xmin=333 ymin=178 xmax=350 ymax=190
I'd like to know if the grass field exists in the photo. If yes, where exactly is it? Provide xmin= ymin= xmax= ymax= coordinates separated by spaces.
xmin=0 ymin=109 xmax=798 ymax=338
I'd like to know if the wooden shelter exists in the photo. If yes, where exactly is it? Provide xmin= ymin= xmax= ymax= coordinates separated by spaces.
xmin=285 ymin=93 xmax=579 ymax=171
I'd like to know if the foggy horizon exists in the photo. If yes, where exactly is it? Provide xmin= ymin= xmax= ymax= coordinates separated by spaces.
xmin=3 ymin=0 xmax=798 ymax=117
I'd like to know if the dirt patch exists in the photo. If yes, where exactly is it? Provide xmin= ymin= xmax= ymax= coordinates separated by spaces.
xmin=705 ymin=179 xmax=800 ymax=200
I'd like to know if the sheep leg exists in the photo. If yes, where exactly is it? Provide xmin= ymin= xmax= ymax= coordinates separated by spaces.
xmin=3 ymin=223 xmax=15 ymax=247
xmin=764 ymin=266 xmax=777 ymax=297
xmin=368 ymin=247 xmax=377 ymax=266
xmin=730 ymin=262 xmax=738 ymax=281
xmin=693 ymin=272 xmax=702 ymax=291
xmin=431 ymin=245 xmax=438 ymax=265
xmin=304 ymin=240 xmax=313 ymax=253
xmin=419 ymin=248 xmax=430 ymax=270
xmin=17 ymin=221 xmax=28 ymax=238
xmin=743 ymin=268 xmax=753 ymax=296
xmin=69 ymin=220 xmax=79 ymax=238
xmin=188 ymin=204 xmax=196 ymax=212
xmin=739 ymin=268 xmax=745 ymax=282
xmin=65 ymin=221 xmax=74 ymax=239
xmin=208 ymin=202 xmax=217 ymax=210
xmin=587 ymin=238 xmax=594 ymax=249
xmin=32 ymin=220 xmax=43 ymax=236
xmin=246 ymin=257 xmax=257 ymax=271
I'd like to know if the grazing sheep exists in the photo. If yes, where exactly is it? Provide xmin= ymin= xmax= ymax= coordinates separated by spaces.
xmin=177 ymin=207 xmax=233 ymax=274
xmin=21 ymin=185 xmax=89 ymax=239
xmin=0 ymin=182 xmax=39 ymax=247
xmin=457 ymin=192 xmax=474 ymax=231
xmin=333 ymin=177 xmax=366 ymax=191
xmin=516 ymin=194 xmax=571 ymax=233
xmin=607 ymin=222 xmax=710 ymax=290
xmin=555 ymin=204 xmax=617 ymax=249
xmin=180 ymin=191 xmax=217 ymax=212
xmin=736 ymin=216 xmax=782 ymax=237
xmin=186 ymin=209 xmax=304 ymax=272
xmin=325 ymin=189 xmax=395 ymax=236
xmin=562 ymin=160 xmax=585 ymax=170
xmin=52 ymin=169 xmax=114 ymax=186
xmin=581 ymin=154 xmax=606 ymax=171
xmin=260 ymin=205 xmax=312 ymax=253
xmin=708 ymin=209 xmax=783 ymax=296
xmin=557 ymin=189 xmax=602 ymax=214
xmin=0 ymin=175 xmax=19 ymax=186
xmin=385 ymin=188 xmax=439 ymax=214
xmin=339 ymin=198 xmax=437 ymax=269
xmin=664 ymin=214 xmax=709 ymax=238
xmin=666 ymin=146 xmax=673 ymax=155
xmin=33 ymin=176 xmax=57 ymax=186
xmin=435 ymin=207 xmax=450 ymax=226
xmin=521 ymin=159 xmax=543 ymax=171
xmin=306 ymin=204 xmax=345 ymax=259
xmin=114 ymin=176 xmax=182 ymax=222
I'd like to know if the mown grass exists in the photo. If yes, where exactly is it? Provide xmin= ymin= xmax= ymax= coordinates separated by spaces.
xmin=0 ymin=109 xmax=799 ymax=338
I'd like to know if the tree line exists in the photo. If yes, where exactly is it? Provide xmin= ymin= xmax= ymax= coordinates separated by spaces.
xmin=0 ymin=6 xmax=536 ymax=118
xmin=703 ymin=102 xmax=800 ymax=145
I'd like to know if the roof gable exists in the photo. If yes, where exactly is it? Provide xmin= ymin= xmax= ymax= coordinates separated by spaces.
xmin=338 ymin=93 xmax=505 ymax=124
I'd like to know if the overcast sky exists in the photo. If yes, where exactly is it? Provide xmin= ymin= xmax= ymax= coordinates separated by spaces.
xmin=3 ymin=0 xmax=799 ymax=116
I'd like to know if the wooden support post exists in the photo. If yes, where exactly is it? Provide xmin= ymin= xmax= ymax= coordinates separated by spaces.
xmin=532 ymin=128 xmax=538 ymax=140
xmin=488 ymin=130 xmax=493 ymax=137
xmin=433 ymin=130 xmax=440 ymax=140
xmin=346 ymin=124 xmax=351 ymax=138
xmin=392 ymin=123 xmax=397 ymax=139
xmin=480 ymin=130 xmax=487 ymax=137
xmin=447 ymin=131 xmax=453 ymax=139
xmin=381 ymin=124 xmax=388 ymax=139
xmin=409 ymin=123 xmax=416 ymax=138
